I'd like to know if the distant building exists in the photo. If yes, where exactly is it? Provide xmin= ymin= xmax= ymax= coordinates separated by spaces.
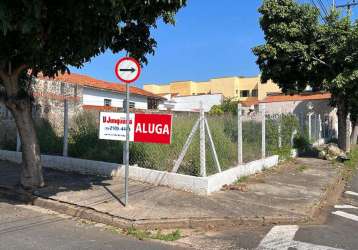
xmin=259 ymin=92 xmax=338 ymax=140
xmin=143 ymin=75 xmax=281 ymax=101
xmin=158 ymin=93 xmax=224 ymax=112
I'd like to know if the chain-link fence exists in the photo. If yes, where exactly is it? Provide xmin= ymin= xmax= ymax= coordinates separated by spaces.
xmin=242 ymin=112 xmax=262 ymax=163
xmin=0 ymin=103 xmax=335 ymax=177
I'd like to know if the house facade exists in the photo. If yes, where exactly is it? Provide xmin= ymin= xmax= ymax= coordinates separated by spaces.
xmin=144 ymin=75 xmax=281 ymax=101
xmin=158 ymin=93 xmax=224 ymax=112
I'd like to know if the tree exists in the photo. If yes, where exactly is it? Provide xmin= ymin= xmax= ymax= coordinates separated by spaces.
xmin=253 ymin=0 xmax=358 ymax=151
xmin=0 ymin=0 xmax=186 ymax=189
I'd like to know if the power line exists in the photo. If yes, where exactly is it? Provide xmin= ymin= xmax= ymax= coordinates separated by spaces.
xmin=317 ymin=0 xmax=329 ymax=16
xmin=336 ymin=0 xmax=358 ymax=16
xmin=310 ymin=0 xmax=328 ymax=21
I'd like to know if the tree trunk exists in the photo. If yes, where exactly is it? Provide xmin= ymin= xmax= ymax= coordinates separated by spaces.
xmin=337 ymin=101 xmax=350 ymax=152
xmin=6 ymin=98 xmax=44 ymax=189
xmin=351 ymin=119 xmax=358 ymax=145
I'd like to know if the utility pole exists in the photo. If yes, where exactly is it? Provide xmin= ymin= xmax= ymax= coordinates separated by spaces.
xmin=336 ymin=0 xmax=358 ymax=16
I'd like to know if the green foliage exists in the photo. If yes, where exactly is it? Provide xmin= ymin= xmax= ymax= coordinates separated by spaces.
xmin=125 ymin=227 xmax=181 ymax=241
xmin=208 ymin=105 xmax=224 ymax=115
xmin=253 ymin=0 xmax=358 ymax=148
xmin=345 ymin=146 xmax=358 ymax=170
xmin=297 ymin=165 xmax=308 ymax=172
xmin=235 ymin=175 xmax=248 ymax=184
xmin=31 ymin=110 xmax=299 ymax=176
xmin=35 ymin=119 xmax=62 ymax=155
xmin=69 ymin=111 xmax=123 ymax=163
xmin=0 ymin=1 xmax=186 ymax=78
xmin=209 ymin=98 xmax=237 ymax=115
xmin=293 ymin=134 xmax=311 ymax=152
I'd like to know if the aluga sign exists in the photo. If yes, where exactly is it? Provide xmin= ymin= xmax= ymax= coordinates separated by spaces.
xmin=99 ymin=112 xmax=173 ymax=144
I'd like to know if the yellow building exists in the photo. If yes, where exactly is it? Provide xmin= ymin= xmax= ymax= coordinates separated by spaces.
xmin=143 ymin=75 xmax=281 ymax=101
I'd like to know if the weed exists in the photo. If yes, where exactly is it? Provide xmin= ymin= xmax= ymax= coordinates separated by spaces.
xmin=235 ymin=176 xmax=249 ymax=184
xmin=125 ymin=227 xmax=181 ymax=241
xmin=297 ymin=165 xmax=308 ymax=172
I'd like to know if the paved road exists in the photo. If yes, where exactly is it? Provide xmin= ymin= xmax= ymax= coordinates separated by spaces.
xmin=178 ymin=171 xmax=358 ymax=250
xmin=0 ymin=198 xmax=185 ymax=250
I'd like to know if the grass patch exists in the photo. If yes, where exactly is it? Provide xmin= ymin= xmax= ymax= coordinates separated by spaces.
xmin=235 ymin=175 xmax=249 ymax=184
xmin=341 ymin=146 xmax=358 ymax=180
xmin=297 ymin=165 xmax=308 ymax=172
xmin=125 ymin=227 xmax=181 ymax=242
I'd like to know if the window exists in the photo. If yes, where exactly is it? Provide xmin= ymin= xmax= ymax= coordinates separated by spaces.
xmin=240 ymin=90 xmax=249 ymax=97
xmin=251 ymin=89 xmax=258 ymax=97
xmin=104 ymin=99 xmax=112 ymax=107
xmin=148 ymin=98 xmax=158 ymax=110
xmin=123 ymin=101 xmax=135 ymax=109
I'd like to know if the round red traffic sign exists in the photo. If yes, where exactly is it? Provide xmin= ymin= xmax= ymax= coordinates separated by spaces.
xmin=115 ymin=57 xmax=141 ymax=83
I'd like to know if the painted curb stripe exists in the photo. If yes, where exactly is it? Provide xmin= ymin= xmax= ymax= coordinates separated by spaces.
xmin=332 ymin=211 xmax=358 ymax=222
xmin=345 ymin=191 xmax=358 ymax=197
xmin=334 ymin=204 xmax=358 ymax=209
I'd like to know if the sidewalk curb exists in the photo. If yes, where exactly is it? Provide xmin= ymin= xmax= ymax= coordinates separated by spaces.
xmin=0 ymin=184 xmax=311 ymax=230
xmin=308 ymin=168 xmax=346 ymax=223
xmin=0 ymin=164 xmax=344 ymax=230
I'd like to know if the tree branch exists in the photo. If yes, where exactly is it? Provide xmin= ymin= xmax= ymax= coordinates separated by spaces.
xmin=312 ymin=56 xmax=332 ymax=68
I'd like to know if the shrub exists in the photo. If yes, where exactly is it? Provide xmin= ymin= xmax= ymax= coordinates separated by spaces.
xmin=35 ymin=119 xmax=63 ymax=155
xmin=68 ymin=111 xmax=123 ymax=163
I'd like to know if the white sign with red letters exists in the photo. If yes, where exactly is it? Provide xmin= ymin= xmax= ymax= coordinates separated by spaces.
xmin=99 ymin=112 xmax=172 ymax=144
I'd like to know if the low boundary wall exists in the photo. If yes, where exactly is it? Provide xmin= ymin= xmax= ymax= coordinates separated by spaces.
xmin=0 ymin=150 xmax=278 ymax=195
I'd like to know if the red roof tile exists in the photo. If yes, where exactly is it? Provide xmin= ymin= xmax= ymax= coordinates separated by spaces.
xmin=261 ymin=92 xmax=331 ymax=103
xmin=38 ymin=72 xmax=164 ymax=99
xmin=240 ymin=97 xmax=259 ymax=107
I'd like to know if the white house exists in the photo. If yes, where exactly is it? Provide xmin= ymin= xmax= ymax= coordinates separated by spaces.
xmin=36 ymin=72 xmax=164 ymax=111
xmin=158 ymin=93 xmax=224 ymax=112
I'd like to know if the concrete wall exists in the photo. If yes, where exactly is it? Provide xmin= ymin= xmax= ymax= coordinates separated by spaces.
xmin=158 ymin=94 xmax=223 ymax=112
xmin=0 ymin=150 xmax=278 ymax=195
xmin=83 ymin=88 xmax=148 ymax=110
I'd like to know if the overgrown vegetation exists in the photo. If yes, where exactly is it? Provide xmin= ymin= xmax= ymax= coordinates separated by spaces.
xmin=1 ymin=108 xmax=302 ymax=176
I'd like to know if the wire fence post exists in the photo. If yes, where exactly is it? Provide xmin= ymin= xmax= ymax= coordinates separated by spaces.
xmin=199 ymin=102 xmax=206 ymax=177
xmin=63 ymin=99 xmax=69 ymax=157
xmin=237 ymin=103 xmax=243 ymax=165
xmin=308 ymin=112 xmax=313 ymax=141
xmin=278 ymin=117 xmax=282 ymax=148
xmin=16 ymin=130 xmax=21 ymax=152
xmin=318 ymin=114 xmax=322 ymax=143
xmin=260 ymin=103 xmax=266 ymax=159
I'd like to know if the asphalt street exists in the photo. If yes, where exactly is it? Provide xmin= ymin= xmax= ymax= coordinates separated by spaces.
xmin=0 ymin=197 xmax=186 ymax=250
xmin=178 ymin=171 xmax=358 ymax=250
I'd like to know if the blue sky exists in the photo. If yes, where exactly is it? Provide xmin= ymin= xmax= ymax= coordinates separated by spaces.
xmin=70 ymin=0 xmax=355 ymax=89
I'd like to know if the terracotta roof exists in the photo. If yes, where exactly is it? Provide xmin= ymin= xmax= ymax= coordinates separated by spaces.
xmin=261 ymin=92 xmax=331 ymax=103
xmin=240 ymin=97 xmax=259 ymax=107
xmin=82 ymin=105 xmax=120 ymax=111
xmin=38 ymin=72 xmax=164 ymax=99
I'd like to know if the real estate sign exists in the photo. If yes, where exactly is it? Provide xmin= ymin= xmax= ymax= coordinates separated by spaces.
xmin=99 ymin=112 xmax=173 ymax=144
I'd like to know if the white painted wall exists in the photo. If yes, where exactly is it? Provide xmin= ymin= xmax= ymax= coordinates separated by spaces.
xmin=82 ymin=87 xmax=148 ymax=110
xmin=0 ymin=150 xmax=278 ymax=195
xmin=159 ymin=94 xmax=223 ymax=112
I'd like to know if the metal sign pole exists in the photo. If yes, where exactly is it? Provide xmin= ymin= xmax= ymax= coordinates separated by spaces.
xmin=124 ymin=83 xmax=130 ymax=206
xmin=114 ymin=56 xmax=141 ymax=207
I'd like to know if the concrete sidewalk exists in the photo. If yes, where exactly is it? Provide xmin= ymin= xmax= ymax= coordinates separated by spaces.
xmin=0 ymin=158 xmax=344 ymax=230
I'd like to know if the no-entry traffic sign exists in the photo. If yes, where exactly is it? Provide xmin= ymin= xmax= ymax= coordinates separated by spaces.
xmin=99 ymin=112 xmax=173 ymax=144
xmin=115 ymin=57 xmax=141 ymax=83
